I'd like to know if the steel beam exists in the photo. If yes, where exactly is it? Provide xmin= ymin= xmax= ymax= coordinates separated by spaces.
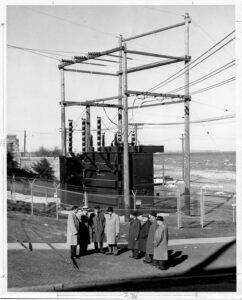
xmin=119 ymin=58 xmax=183 ymax=74
xmin=123 ymin=21 xmax=189 ymax=42
xmin=127 ymin=90 xmax=186 ymax=99
xmin=126 ymin=50 xmax=188 ymax=61
xmin=128 ymin=100 xmax=184 ymax=109
xmin=62 ymin=101 xmax=122 ymax=108
xmin=64 ymin=68 xmax=118 ymax=77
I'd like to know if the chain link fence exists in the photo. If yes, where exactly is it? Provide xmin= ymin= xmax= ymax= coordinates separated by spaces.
xmin=7 ymin=176 xmax=236 ymax=228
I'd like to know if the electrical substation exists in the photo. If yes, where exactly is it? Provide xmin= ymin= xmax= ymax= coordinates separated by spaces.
xmin=59 ymin=13 xmax=191 ymax=212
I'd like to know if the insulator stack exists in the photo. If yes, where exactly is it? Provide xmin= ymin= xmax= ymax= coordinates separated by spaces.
xmin=90 ymin=135 xmax=93 ymax=147
xmin=74 ymin=56 xmax=87 ymax=61
xmin=97 ymin=116 xmax=101 ymax=151
xmin=88 ymin=52 xmax=101 ymax=58
xmin=82 ymin=118 xmax=86 ymax=153
xmin=117 ymin=131 xmax=122 ymax=144
xmin=102 ymin=132 xmax=105 ymax=147
xmin=131 ymin=130 xmax=136 ymax=145
xmin=68 ymin=120 xmax=73 ymax=153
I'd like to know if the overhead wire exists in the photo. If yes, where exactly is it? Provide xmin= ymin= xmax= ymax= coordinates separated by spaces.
xmin=7 ymin=44 xmax=60 ymax=61
xmin=21 ymin=6 xmax=117 ymax=38
xmin=146 ymin=30 xmax=235 ymax=93
xmin=190 ymin=76 xmax=235 ymax=95
xmin=168 ymin=60 xmax=235 ymax=94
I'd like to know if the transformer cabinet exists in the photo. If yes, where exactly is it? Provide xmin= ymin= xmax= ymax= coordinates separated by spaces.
xmin=59 ymin=145 xmax=164 ymax=208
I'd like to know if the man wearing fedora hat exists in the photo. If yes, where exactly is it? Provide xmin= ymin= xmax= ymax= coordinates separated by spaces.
xmin=104 ymin=207 xmax=120 ymax=255
xmin=153 ymin=216 xmax=169 ymax=270
xmin=128 ymin=210 xmax=141 ymax=259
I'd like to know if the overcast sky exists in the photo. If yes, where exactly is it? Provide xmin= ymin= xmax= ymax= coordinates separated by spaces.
xmin=6 ymin=3 xmax=236 ymax=152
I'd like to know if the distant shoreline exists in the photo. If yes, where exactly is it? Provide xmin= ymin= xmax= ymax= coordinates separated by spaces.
xmin=155 ymin=151 xmax=236 ymax=155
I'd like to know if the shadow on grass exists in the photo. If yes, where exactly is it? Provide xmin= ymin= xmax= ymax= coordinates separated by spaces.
xmin=168 ymin=250 xmax=188 ymax=268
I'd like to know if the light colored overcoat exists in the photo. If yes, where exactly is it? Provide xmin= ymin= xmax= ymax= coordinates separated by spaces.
xmin=67 ymin=212 xmax=79 ymax=246
xmin=153 ymin=223 xmax=168 ymax=261
xmin=104 ymin=213 xmax=120 ymax=245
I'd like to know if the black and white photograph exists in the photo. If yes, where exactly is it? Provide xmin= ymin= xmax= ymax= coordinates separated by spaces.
xmin=0 ymin=0 xmax=242 ymax=298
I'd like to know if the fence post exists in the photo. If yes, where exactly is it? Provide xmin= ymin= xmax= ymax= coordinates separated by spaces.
xmin=45 ymin=188 xmax=48 ymax=205
xmin=84 ymin=190 xmax=88 ymax=207
xmin=31 ymin=182 xmax=34 ymax=216
xmin=13 ymin=174 xmax=16 ymax=202
xmin=232 ymin=194 xmax=236 ymax=223
xmin=176 ymin=188 xmax=181 ymax=229
xmin=54 ymin=183 xmax=60 ymax=221
xmin=200 ymin=187 xmax=204 ymax=228
xmin=131 ymin=189 xmax=137 ymax=210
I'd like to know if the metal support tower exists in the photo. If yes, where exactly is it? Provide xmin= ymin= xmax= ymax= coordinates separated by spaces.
xmin=122 ymin=43 xmax=130 ymax=211
xmin=60 ymin=68 xmax=66 ymax=156
xmin=118 ymin=35 xmax=123 ymax=139
xmin=184 ymin=12 xmax=191 ymax=215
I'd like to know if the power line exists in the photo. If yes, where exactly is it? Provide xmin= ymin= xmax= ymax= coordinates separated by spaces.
xmin=169 ymin=60 xmax=235 ymax=93
xmin=22 ymin=6 xmax=117 ymax=38
xmin=130 ymin=114 xmax=235 ymax=126
xmin=191 ymin=100 xmax=233 ymax=113
xmin=147 ymin=30 xmax=235 ymax=93
xmin=7 ymin=44 xmax=60 ymax=61
xmin=191 ymin=76 xmax=235 ymax=95
xmin=149 ymin=36 xmax=235 ymax=93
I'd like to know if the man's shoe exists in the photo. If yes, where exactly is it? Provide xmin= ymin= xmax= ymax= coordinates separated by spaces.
xmin=100 ymin=249 xmax=105 ymax=254
xmin=105 ymin=252 xmax=113 ymax=255
xmin=143 ymin=259 xmax=151 ymax=264
xmin=95 ymin=249 xmax=100 ymax=253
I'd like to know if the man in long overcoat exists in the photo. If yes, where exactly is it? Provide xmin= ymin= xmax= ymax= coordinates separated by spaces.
xmin=104 ymin=207 xmax=120 ymax=255
xmin=78 ymin=214 xmax=90 ymax=256
xmin=91 ymin=205 xmax=106 ymax=253
xmin=153 ymin=216 xmax=169 ymax=270
xmin=128 ymin=211 xmax=140 ymax=259
xmin=143 ymin=211 xmax=158 ymax=264
xmin=139 ymin=214 xmax=151 ymax=257
xmin=67 ymin=206 xmax=80 ymax=258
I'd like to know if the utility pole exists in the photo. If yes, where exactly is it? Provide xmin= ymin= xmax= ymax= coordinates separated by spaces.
xmin=118 ymin=35 xmax=123 ymax=139
xmin=180 ymin=134 xmax=185 ymax=181
xmin=23 ymin=130 xmax=26 ymax=156
xmin=60 ymin=68 xmax=66 ymax=156
xmin=184 ymin=12 xmax=191 ymax=215
xmin=122 ymin=43 xmax=130 ymax=213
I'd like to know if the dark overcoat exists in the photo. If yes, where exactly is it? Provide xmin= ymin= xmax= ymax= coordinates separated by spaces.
xmin=128 ymin=218 xmax=141 ymax=250
xmin=91 ymin=211 xmax=106 ymax=243
xmin=146 ymin=220 xmax=158 ymax=255
xmin=139 ymin=220 xmax=151 ymax=252
xmin=153 ymin=223 xmax=168 ymax=261
xmin=78 ymin=215 xmax=90 ymax=248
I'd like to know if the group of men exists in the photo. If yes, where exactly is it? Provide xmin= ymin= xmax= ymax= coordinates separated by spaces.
xmin=67 ymin=205 xmax=120 ymax=258
xmin=67 ymin=205 xmax=168 ymax=270
xmin=128 ymin=211 xmax=168 ymax=270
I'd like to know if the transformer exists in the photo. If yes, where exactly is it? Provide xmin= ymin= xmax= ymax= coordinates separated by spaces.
xmin=59 ymin=144 xmax=164 ymax=208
